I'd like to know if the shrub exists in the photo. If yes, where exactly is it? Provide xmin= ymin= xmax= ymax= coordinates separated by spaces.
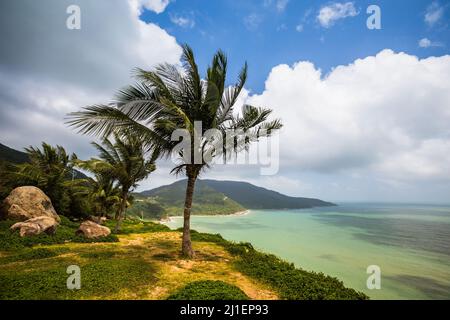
xmin=167 ymin=280 xmax=249 ymax=300
xmin=0 ymin=218 xmax=118 ymax=251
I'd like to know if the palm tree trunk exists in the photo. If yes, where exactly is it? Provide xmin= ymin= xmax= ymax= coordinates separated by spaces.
xmin=182 ymin=174 xmax=196 ymax=257
xmin=114 ymin=191 xmax=128 ymax=233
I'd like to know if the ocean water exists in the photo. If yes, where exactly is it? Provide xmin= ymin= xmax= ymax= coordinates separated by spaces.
xmin=165 ymin=203 xmax=450 ymax=300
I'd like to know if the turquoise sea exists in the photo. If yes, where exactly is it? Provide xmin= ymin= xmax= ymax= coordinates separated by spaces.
xmin=165 ymin=203 xmax=450 ymax=300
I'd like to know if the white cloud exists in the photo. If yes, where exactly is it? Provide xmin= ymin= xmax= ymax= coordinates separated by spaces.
xmin=129 ymin=0 xmax=171 ymax=15
xmin=170 ymin=14 xmax=195 ymax=28
xmin=295 ymin=24 xmax=304 ymax=32
xmin=0 ymin=0 xmax=182 ymax=158
xmin=317 ymin=2 xmax=359 ymax=28
xmin=425 ymin=1 xmax=444 ymax=27
xmin=418 ymin=37 xmax=443 ymax=48
xmin=246 ymin=50 xmax=450 ymax=183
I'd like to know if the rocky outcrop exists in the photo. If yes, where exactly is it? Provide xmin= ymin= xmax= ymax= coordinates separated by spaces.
xmin=76 ymin=221 xmax=111 ymax=238
xmin=2 ymin=186 xmax=61 ymax=222
xmin=10 ymin=216 xmax=58 ymax=237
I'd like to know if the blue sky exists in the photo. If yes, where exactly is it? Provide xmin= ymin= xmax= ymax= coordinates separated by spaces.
xmin=140 ymin=0 xmax=450 ymax=93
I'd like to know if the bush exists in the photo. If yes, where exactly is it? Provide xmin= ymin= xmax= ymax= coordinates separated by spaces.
xmin=167 ymin=280 xmax=249 ymax=300
xmin=0 ymin=217 xmax=118 ymax=251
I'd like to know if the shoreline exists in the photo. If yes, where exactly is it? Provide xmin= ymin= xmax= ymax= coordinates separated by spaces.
xmin=160 ymin=209 xmax=251 ymax=224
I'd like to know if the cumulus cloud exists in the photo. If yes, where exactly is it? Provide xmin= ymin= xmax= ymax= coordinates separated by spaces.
xmin=246 ymin=50 xmax=450 ymax=183
xmin=317 ymin=2 xmax=359 ymax=28
xmin=129 ymin=0 xmax=171 ymax=15
xmin=425 ymin=1 xmax=444 ymax=27
xmin=0 ymin=0 xmax=182 ymax=157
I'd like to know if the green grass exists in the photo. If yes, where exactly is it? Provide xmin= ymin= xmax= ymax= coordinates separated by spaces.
xmin=104 ymin=219 xmax=172 ymax=234
xmin=0 ymin=247 xmax=65 ymax=264
xmin=0 ymin=217 xmax=118 ymax=251
xmin=167 ymin=280 xmax=249 ymax=300
xmin=0 ymin=219 xmax=369 ymax=300
xmin=0 ymin=255 xmax=156 ymax=299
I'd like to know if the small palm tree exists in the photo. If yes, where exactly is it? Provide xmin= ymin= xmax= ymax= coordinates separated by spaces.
xmin=5 ymin=142 xmax=79 ymax=215
xmin=68 ymin=45 xmax=282 ymax=256
xmin=76 ymin=132 xmax=156 ymax=231
xmin=88 ymin=172 xmax=121 ymax=218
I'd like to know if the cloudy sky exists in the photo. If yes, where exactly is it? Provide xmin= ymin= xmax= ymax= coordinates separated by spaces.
xmin=0 ymin=0 xmax=449 ymax=203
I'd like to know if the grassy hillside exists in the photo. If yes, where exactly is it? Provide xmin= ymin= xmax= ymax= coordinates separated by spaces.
xmin=0 ymin=143 xmax=29 ymax=164
xmin=136 ymin=180 xmax=245 ymax=217
xmin=203 ymin=179 xmax=336 ymax=209
xmin=0 ymin=219 xmax=367 ymax=300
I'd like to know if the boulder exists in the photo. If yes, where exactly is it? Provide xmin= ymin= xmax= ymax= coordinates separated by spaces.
xmin=76 ymin=220 xmax=111 ymax=239
xmin=10 ymin=216 xmax=58 ymax=237
xmin=2 ymin=186 xmax=61 ymax=222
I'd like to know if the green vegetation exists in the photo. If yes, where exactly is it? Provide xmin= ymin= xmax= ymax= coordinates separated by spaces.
xmin=0 ymin=255 xmax=156 ymax=300
xmin=0 ymin=219 xmax=367 ymax=300
xmin=0 ymin=216 xmax=118 ymax=251
xmin=135 ymin=180 xmax=245 ymax=218
xmin=168 ymin=280 xmax=249 ymax=300
xmin=0 ymin=143 xmax=90 ymax=218
xmin=202 ymin=179 xmax=336 ymax=209
xmin=103 ymin=218 xmax=171 ymax=234
xmin=74 ymin=132 xmax=156 ymax=232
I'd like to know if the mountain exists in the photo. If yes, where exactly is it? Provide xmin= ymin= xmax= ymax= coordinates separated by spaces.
xmin=0 ymin=142 xmax=87 ymax=179
xmin=136 ymin=179 xmax=335 ymax=218
xmin=136 ymin=180 xmax=245 ymax=216
xmin=0 ymin=143 xmax=29 ymax=164
xmin=202 ymin=179 xmax=335 ymax=209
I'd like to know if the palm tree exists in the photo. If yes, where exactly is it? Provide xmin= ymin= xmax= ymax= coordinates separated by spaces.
xmin=87 ymin=172 xmax=121 ymax=218
xmin=5 ymin=142 xmax=79 ymax=215
xmin=68 ymin=45 xmax=282 ymax=256
xmin=76 ymin=132 xmax=156 ymax=232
